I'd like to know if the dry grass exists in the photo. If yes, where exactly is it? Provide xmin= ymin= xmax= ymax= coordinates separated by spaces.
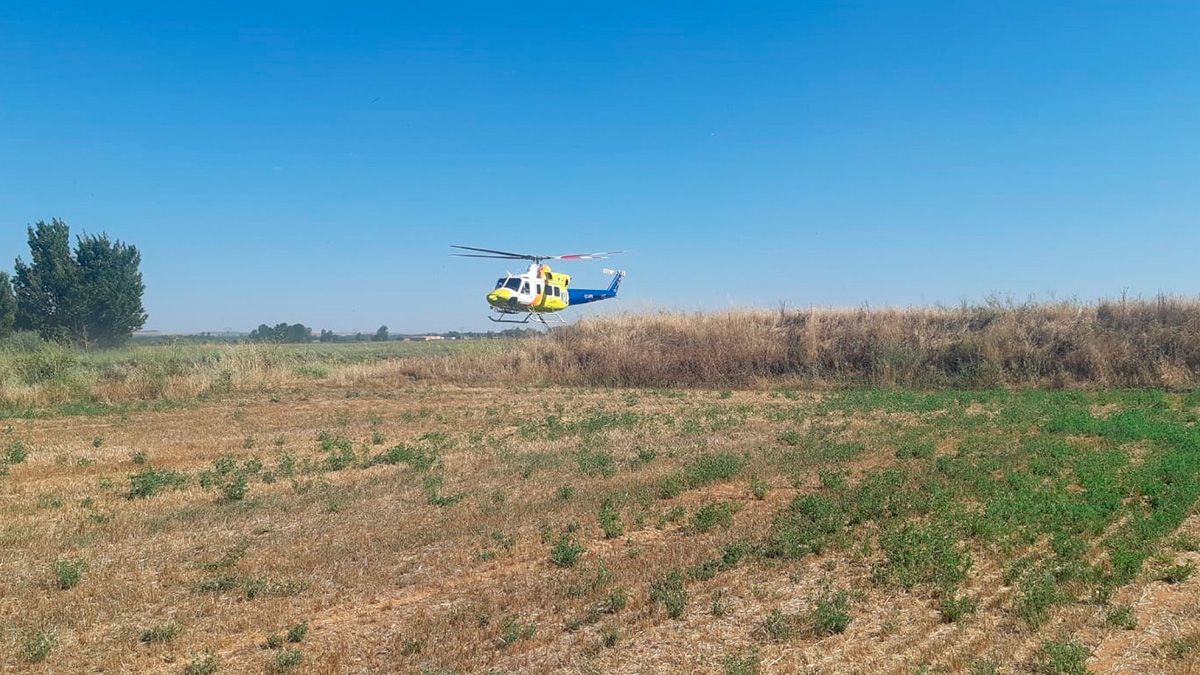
xmin=448 ymin=296 xmax=1200 ymax=388
xmin=0 ymin=339 xmax=497 ymax=412
xmin=3 ymin=377 xmax=1200 ymax=673
xmin=8 ymin=297 xmax=1200 ymax=415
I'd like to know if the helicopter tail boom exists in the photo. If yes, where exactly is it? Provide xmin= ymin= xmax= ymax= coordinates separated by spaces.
xmin=567 ymin=270 xmax=624 ymax=306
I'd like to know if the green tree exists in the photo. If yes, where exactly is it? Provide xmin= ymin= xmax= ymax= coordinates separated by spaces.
xmin=285 ymin=323 xmax=311 ymax=342
xmin=0 ymin=271 xmax=15 ymax=338
xmin=12 ymin=219 xmax=147 ymax=347
xmin=372 ymin=325 xmax=389 ymax=342
xmin=249 ymin=323 xmax=311 ymax=343
xmin=13 ymin=220 xmax=79 ymax=343
xmin=75 ymin=233 xmax=147 ymax=347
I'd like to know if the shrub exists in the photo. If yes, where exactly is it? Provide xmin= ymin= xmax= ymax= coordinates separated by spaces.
xmin=1105 ymin=605 xmax=1136 ymax=630
xmin=550 ymin=534 xmax=585 ymax=568
xmin=876 ymin=523 xmax=971 ymax=590
xmin=273 ymin=648 xmax=302 ymax=669
xmin=286 ymin=622 xmax=309 ymax=643
xmin=817 ymin=469 xmax=846 ymax=490
xmin=724 ymin=651 xmax=761 ymax=675
xmin=399 ymin=637 xmax=423 ymax=655
xmin=371 ymin=444 xmax=436 ymax=472
xmin=810 ymin=586 xmax=851 ymax=635
xmin=54 ymin=558 xmax=85 ymax=590
xmin=324 ymin=446 xmax=357 ymax=471
xmin=721 ymin=540 xmax=752 ymax=567
xmin=423 ymin=475 xmax=464 ymax=507
xmin=20 ymin=629 xmax=56 ymax=663
xmin=657 ymin=473 xmax=686 ymax=499
xmin=749 ymin=476 xmax=768 ymax=500
xmin=760 ymin=609 xmax=796 ymax=641
xmin=687 ymin=559 xmax=722 ymax=582
xmin=140 ymin=622 xmax=181 ymax=644
xmin=692 ymin=501 xmax=736 ymax=533
xmin=1158 ymin=562 xmax=1196 ymax=584
xmin=685 ymin=452 xmax=744 ymax=486
xmin=896 ymin=441 xmax=935 ymax=459
xmin=1016 ymin=569 xmax=1060 ymax=627
xmin=1038 ymin=640 xmax=1089 ymax=675
xmin=127 ymin=467 xmax=188 ymax=499
xmin=632 ymin=446 xmax=658 ymax=466
xmin=1164 ymin=633 xmax=1200 ymax=659
xmin=1172 ymin=534 xmax=1200 ymax=552
xmin=602 ymin=587 xmax=628 ymax=613
xmin=5 ymin=440 xmax=29 ymax=464
xmin=650 ymin=568 xmax=688 ymax=619
xmin=184 ymin=652 xmax=219 ymax=675
xmin=598 ymin=499 xmax=623 ymax=539
xmin=577 ymin=448 xmax=616 ymax=477
xmin=939 ymin=594 xmax=977 ymax=623
xmin=763 ymin=493 xmax=843 ymax=559
xmin=498 ymin=616 xmax=536 ymax=646
xmin=193 ymin=575 xmax=238 ymax=593
xmin=221 ymin=474 xmax=248 ymax=502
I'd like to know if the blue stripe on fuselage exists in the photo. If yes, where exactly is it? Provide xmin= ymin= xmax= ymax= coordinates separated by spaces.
xmin=568 ymin=288 xmax=615 ymax=305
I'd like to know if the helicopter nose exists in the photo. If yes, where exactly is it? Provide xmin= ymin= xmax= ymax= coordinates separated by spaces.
xmin=488 ymin=288 xmax=515 ymax=307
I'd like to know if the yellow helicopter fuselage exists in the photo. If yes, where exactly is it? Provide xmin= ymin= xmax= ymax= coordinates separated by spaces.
xmin=486 ymin=264 xmax=570 ymax=314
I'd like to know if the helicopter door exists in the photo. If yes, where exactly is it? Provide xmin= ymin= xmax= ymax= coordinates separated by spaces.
xmin=517 ymin=279 xmax=533 ymax=305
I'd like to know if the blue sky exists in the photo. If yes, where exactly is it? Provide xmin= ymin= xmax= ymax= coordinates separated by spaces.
xmin=2 ymin=2 xmax=1197 ymax=333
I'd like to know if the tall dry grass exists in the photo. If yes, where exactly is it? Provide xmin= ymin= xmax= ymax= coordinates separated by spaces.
xmin=4 ymin=297 xmax=1199 ymax=411
xmin=411 ymin=297 xmax=1200 ymax=388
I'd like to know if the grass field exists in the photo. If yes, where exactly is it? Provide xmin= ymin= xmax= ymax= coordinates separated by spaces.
xmin=0 ymin=338 xmax=495 ymax=414
xmin=3 ymin=358 xmax=1200 ymax=673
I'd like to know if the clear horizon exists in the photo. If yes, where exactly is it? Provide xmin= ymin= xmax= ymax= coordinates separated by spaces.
xmin=3 ymin=2 xmax=1198 ymax=333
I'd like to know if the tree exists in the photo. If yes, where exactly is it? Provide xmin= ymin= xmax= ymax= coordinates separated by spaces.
xmin=0 ymin=271 xmax=15 ymax=338
xmin=12 ymin=219 xmax=146 ymax=347
xmin=372 ymin=325 xmax=389 ymax=342
xmin=74 ymin=233 xmax=147 ymax=347
xmin=285 ymin=323 xmax=311 ymax=343
xmin=249 ymin=323 xmax=312 ymax=343
xmin=13 ymin=220 xmax=79 ymax=344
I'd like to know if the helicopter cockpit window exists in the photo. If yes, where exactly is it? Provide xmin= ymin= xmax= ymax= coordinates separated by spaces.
xmin=519 ymin=281 xmax=530 ymax=294
xmin=495 ymin=278 xmax=521 ymax=291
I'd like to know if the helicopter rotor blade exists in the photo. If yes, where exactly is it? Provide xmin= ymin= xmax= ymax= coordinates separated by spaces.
xmin=452 ymin=245 xmax=627 ymax=262
xmin=450 ymin=245 xmax=534 ymax=259
xmin=549 ymin=251 xmax=626 ymax=260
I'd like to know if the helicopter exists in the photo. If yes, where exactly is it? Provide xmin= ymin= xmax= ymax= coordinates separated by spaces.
xmin=451 ymin=245 xmax=626 ymax=324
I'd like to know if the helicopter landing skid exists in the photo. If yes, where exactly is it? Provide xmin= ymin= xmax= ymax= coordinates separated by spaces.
xmin=488 ymin=312 xmax=564 ymax=326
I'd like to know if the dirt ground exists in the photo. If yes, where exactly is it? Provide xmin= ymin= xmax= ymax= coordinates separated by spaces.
xmin=2 ymin=381 xmax=1199 ymax=674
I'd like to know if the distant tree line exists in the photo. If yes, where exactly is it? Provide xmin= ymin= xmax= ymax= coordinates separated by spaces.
xmin=0 ymin=219 xmax=146 ymax=347
xmin=316 ymin=326 xmax=391 ymax=343
xmin=249 ymin=323 xmax=312 ymax=343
